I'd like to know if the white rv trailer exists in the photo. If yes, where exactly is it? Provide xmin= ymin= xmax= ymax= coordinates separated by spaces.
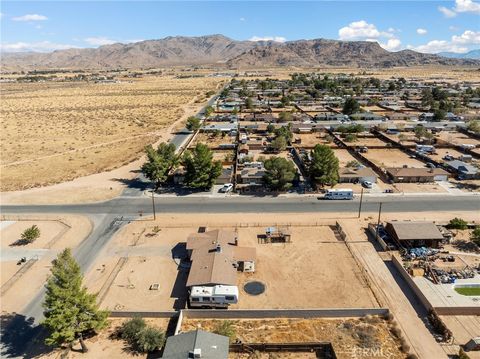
xmin=189 ymin=285 xmax=239 ymax=308
xmin=324 ymin=189 xmax=354 ymax=200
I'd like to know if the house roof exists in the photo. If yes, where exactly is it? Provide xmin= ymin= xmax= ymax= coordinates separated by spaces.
xmin=447 ymin=160 xmax=478 ymax=174
xmin=386 ymin=221 xmax=444 ymax=241
xmin=187 ymin=245 xmax=237 ymax=287
xmin=339 ymin=167 xmax=377 ymax=178
xmin=186 ymin=230 xmax=256 ymax=287
xmin=162 ymin=330 xmax=229 ymax=359
xmin=386 ymin=167 xmax=448 ymax=178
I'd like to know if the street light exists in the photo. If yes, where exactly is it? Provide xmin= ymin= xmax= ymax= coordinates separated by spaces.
xmin=358 ymin=187 xmax=364 ymax=218
xmin=151 ymin=189 xmax=156 ymax=220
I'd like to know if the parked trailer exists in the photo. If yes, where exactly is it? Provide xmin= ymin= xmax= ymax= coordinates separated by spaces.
xmin=324 ymin=189 xmax=354 ymax=200
xmin=189 ymin=285 xmax=239 ymax=308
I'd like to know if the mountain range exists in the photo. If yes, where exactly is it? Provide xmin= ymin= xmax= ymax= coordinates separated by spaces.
xmin=2 ymin=34 xmax=479 ymax=71
xmin=437 ymin=49 xmax=480 ymax=60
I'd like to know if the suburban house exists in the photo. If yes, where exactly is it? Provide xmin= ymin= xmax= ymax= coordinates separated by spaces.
xmin=385 ymin=221 xmax=444 ymax=248
xmin=162 ymin=329 xmax=229 ymax=359
xmin=385 ymin=167 xmax=449 ymax=183
xmin=216 ymin=166 xmax=233 ymax=185
xmin=186 ymin=229 xmax=256 ymax=287
xmin=236 ymin=162 xmax=266 ymax=193
xmin=446 ymin=160 xmax=479 ymax=179
xmin=338 ymin=167 xmax=378 ymax=184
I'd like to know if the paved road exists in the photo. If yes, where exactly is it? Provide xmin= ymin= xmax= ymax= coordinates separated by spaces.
xmin=2 ymin=194 xmax=479 ymax=216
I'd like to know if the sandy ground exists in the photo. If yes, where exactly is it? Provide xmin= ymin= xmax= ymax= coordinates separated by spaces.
xmin=294 ymin=133 xmax=329 ymax=148
xmin=89 ymin=222 xmax=377 ymax=311
xmin=363 ymin=148 xmax=426 ymax=168
xmin=440 ymin=316 xmax=480 ymax=359
xmin=0 ymin=215 xmax=92 ymax=313
xmin=338 ymin=134 xmax=388 ymax=147
xmin=428 ymin=148 xmax=469 ymax=163
xmin=333 ymin=149 xmax=358 ymax=167
xmin=438 ymin=132 xmax=480 ymax=147
xmin=40 ymin=318 xmax=170 ymax=359
xmin=1 ymin=76 xmax=224 ymax=191
xmin=1 ymin=220 xmax=67 ymax=249
xmin=392 ymin=182 xmax=447 ymax=193
xmin=0 ymin=81 xmax=219 ymax=205
xmin=181 ymin=317 xmax=405 ymax=359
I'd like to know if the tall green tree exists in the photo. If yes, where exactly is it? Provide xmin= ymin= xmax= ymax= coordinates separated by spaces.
xmin=342 ymin=98 xmax=360 ymax=115
xmin=182 ymin=143 xmax=222 ymax=189
xmin=245 ymin=97 xmax=254 ymax=110
xmin=204 ymin=106 xmax=214 ymax=117
xmin=186 ymin=116 xmax=201 ymax=132
xmin=305 ymin=144 xmax=339 ymax=186
xmin=263 ymin=157 xmax=297 ymax=191
xmin=43 ymin=249 xmax=108 ymax=352
xmin=274 ymin=124 xmax=293 ymax=142
xmin=141 ymin=143 xmax=179 ymax=190
xmin=20 ymin=225 xmax=40 ymax=244
xmin=269 ymin=136 xmax=287 ymax=152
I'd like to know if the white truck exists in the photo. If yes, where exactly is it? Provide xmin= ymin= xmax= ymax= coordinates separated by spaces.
xmin=189 ymin=285 xmax=239 ymax=308
xmin=324 ymin=189 xmax=354 ymax=200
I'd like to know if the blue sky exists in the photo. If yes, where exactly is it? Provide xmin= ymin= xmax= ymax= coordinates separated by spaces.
xmin=1 ymin=1 xmax=479 ymax=53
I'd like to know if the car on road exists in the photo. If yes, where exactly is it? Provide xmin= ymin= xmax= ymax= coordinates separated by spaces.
xmin=220 ymin=183 xmax=234 ymax=193
xmin=362 ymin=180 xmax=373 ymax=188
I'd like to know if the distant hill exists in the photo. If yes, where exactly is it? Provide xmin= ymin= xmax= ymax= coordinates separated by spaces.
xmin=2 ymin=35 xmax=479 ymax=71
xmin=437 ymin=49 xmax=480 ymax=60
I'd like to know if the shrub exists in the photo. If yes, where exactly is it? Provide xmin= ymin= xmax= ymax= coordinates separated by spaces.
xmin=135 ymin=327 xmax=165 ymax=353
xmin=120 ymin=317 xmax=146 ymax=344
xmin=471 ymin=226 xmax=480 ymax=246
xmin=390 ymin=325 xmax=402 ymax=338
xmin=19 ymin=225 xmax=40 ymax=245
xmin=344 ymin=134 xmax=357 ymax=142
xmin=406 ymin=354 xmax=418 ymax=359
xmin=213 ymin=320 xmax=236 ymax=342
xmin=448 ymin=217 xmax=468 ymax=230
xmin=400 ymin=338 xmax=410 ymax=353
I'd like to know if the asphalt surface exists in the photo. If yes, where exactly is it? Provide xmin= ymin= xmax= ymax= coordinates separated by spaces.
xmin=2 ymin=194 xmax=480 ymax=216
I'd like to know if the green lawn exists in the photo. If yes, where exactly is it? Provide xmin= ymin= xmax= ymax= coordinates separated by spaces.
xmin=454 ymin=287 xmax=480 ymax=296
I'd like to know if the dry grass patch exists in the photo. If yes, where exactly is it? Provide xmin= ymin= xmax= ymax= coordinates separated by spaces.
xmin=1 ymin=76 xmax=223 ymax=190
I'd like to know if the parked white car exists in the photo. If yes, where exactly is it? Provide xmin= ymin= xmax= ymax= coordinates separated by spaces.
xmin=362 ymin=180 xmax=373 ymax=189
xmin=220 ymin=183 xmax=234 ymax=193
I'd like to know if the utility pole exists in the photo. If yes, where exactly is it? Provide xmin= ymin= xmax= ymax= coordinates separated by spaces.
xmin=375 ymin=202 xmax=383 ymax=239
xmin=358 ymin=187 xmax=364 ymax=218
xmin=151 ymin=189 xmax=156 ymax=221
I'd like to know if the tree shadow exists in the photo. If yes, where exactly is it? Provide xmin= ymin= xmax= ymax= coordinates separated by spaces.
xmin=0 ymin=313 xmax=53 ymax=358
xmin=451 ymin=239 xmax=480 ymax=253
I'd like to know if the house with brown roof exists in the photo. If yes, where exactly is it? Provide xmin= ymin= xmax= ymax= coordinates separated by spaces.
xmin=385 ymin=221 xmax=444 ymax=248
xmin=385 ymin=167 xmax=449 ymax=183
xmin=186 ymin=230 xmax=256 ymax=287
xmin=339 ymin=167 xmax=378 ymax=184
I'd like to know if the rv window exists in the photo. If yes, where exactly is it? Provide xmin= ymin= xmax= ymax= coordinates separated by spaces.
xmin=225 ymin=296 xmax=235 ymax=301
xmin=191 ymin=298 xmax=199 ymax=302
xmin=202 ymin=297 xmax=211 ymax=302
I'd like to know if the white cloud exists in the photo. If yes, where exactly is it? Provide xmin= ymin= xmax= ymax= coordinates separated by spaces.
xmin=240 ymin=17 xmax=245 ymax=21
xmin=439 ymin=6 xmax=457 ymax=17
xmin=417 ymin=28 xmax=428 ymax=35
xmin=249 ymin=36 xmax=286 ymax=43
xmin=0 ymin=41 xmax=76 ymax=52
xmin=338 ymin=20 xmax=380 ymax=40
xmin=411 ymin=40 xmax=468 ymax=53
xmin=338 ymin=20 xmax=402 ymax=51
xmin=12 ymin=14 xmax=48 ymax=21
xmin=455 ymin=0 xmax=480 ymax=14
xmin=84 ymin=37 xmax=117 ymax=46
xmin=380 ymin=38 xmax=402 ymax=51
xmin=439 ymin=0 xmax=480 ymax=17
xmin=452 ymin=30 xmax=480 ymax=44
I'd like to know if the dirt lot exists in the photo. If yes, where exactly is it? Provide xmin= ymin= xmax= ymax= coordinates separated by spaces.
xmin=333 ymin=149 xmax=359 ymax=167
xmin=363 ymin=149 xmax=426 ymax=168
xmin=89 ymin=221 xmax=377 ymax=311
xmin=181 ymin=317 xmax=405 ymax=359
xmin=338 ymin=134 xmax=388 ymax=147
xmin=294 ymin=132 xmax=332 ymax=148
xmin=437 ymin=132 xmax=480 ymax=147
xmin=428 ymin=148 xmax=469 ymax=163
xmin=440 ymin=316 xmax=480 ymax=359
xmin=38 ymin=318 xmax=170 ymax=359
xmin=192 ymin=132 xmax=236 ymax=148
xmin=1 ymin=76 xmax=223 ymax=191
xmin=0 ymin=216 xmax=92 ymax=313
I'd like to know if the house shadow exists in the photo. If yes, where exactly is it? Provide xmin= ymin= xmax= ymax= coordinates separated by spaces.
xmin=0 ymin=313 xmax=53 ymax=358
xmin=170 ymin=243 xmax=189 ymax=310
